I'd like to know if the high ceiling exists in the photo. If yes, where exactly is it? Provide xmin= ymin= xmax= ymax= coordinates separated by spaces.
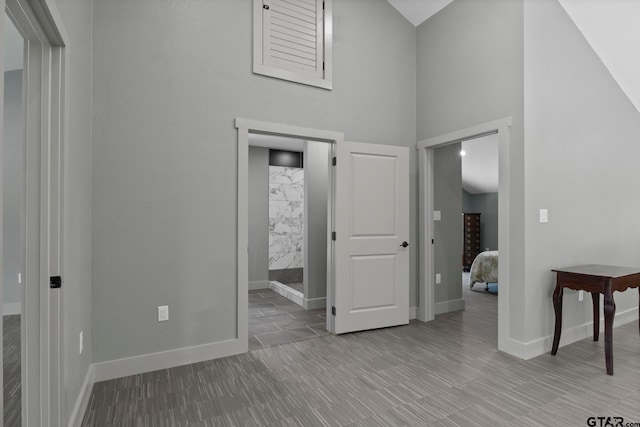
xmin=387 ymin=0 xmax=640 ymax=194
xmin=386 ymin=0 xmax=453 ymax=26
xmin=557 ymin=0 xmax=640 ymax=114
xmin=387 ymin=0 xmax=640 ymax=115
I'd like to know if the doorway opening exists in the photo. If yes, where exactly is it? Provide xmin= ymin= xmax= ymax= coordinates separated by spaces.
xmin=418 ymin=117 xmax=512 ymax=351
xmin=247 ymin=133 xmax=332 ymax=349
xmin=237 ymin=118 xmax=411 ymax=352
xmin=236 ymin=118 xmax=343 ymax=352
xmin=460 ymin=133 xmax=500 ymax=343
xmin=3 ymin=12 xmax=25 ymax=426
xmin=2 ymin=0 xmax=67 ymax=424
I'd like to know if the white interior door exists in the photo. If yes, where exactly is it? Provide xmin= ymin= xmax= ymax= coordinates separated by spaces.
xmin=334 ymin=141 xmax=409 ymax=334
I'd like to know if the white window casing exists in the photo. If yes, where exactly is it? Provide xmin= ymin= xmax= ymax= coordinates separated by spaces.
xmin=253 ymin=0 xmax=333 ymax=90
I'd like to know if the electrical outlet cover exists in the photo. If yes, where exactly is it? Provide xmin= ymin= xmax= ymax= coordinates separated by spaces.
xmin=158 ymin=305 xmax=169 ymax=321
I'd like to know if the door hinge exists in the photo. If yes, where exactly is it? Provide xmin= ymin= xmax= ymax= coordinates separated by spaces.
xmin=50 ymin=276 xmax=62 ymax=289
xmin=332 ymin=231 xmax=336 ymax=241
xmin=332 ymin=157 xmax=336 ymax=166
xmin=323 ymin=62 xmax=325 ymax=71
xmin=432 ymin=239 xmax=434 ymax=244
xmin=331 ymin=306 xmax=336 ymax=316
xmin=323 ymin=1 xmax=325 ymax=10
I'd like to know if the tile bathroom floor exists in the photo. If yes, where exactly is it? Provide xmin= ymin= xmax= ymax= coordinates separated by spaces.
xmin=249 ymin=288 xmax=328 ymax=350
xmin=286 ymin=282 xmax=304 ymax=293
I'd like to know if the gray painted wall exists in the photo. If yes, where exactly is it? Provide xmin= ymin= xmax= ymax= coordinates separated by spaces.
xmin=91 ymin=0 xmax=416 ymax=362
xmin=523 ymin=0 xmax=640 ymax=342
xmin=421 ymin=0 xmax=640 ymax=350
xmin=417 ymin=0 xmax=526 ymax=339
xmin=304 ymin=140 xmax=329 ymax=301
xmin=463 ymin=190 xmax=498 ymax=251
xmin=433 ymin=143 xmax=462 ymax=305
xmin=3 ymin=70 xmax=22 ymax=307
xmin=52 ymin=0 xmax=94 ymax=420
xmin=248 ymin=147 xmax=269 ymax=286
xmin=462 ymin=190 xmax=473 ymax=216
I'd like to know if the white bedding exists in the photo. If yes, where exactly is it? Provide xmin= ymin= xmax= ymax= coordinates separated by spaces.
xmin=470 ymin=250 xmax=498 ymax=288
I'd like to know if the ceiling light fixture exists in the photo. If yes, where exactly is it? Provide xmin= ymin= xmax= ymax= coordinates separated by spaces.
xmin=460 ymin=150 xmax=466 ymax=156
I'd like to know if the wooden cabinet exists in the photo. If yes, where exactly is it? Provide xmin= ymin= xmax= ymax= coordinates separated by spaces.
xmin=463 ymin=213 xmax=481 ymax=272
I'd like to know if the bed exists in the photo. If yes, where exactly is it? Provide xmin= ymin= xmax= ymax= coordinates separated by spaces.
xmin=469 ymin=250 xmax=498 ymax=290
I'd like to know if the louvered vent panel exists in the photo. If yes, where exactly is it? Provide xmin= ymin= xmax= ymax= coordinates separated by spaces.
xmin=263 ymin=0 xmax=324 ymax=77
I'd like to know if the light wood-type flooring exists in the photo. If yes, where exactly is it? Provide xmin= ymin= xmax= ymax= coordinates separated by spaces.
xmin=3 ymin=314 xmax=21 ymax=427
xmin=81 ymin=283 xmax=640 ymax=426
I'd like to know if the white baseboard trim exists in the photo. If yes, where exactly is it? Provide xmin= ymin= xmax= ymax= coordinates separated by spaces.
xmin=68 ymin=364 xmax=95 ymax=427
xmin=93 ymin=338 xmax=244 ymax=382
xmin=503 ymin=307 xmax=639 ymax=360
xmin=409 ymin=306 xmax=417 ymax=320
xmin=269 ymin=281 xmax=304 ymax=306
xmin=249 ymin=280 xmax=269 ymax=290
xmin=3 ymin=303 xmax=21 ymax=315
xmin=302 ymin=296 xmax=326 ymax=310
xmin=434 ymin=298 xmax=465 ymax=315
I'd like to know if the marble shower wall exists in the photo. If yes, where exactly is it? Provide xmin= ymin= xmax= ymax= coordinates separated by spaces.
xmin=269 ymin=166 xmax=304 ymax=270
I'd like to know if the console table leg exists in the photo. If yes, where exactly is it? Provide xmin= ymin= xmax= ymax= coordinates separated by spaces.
xmin=551 ymin=283 xmax=563 ymax=355
xmin=604 ymin=282 xmax=616 ymax=375
xmin=591 ymin=292 xmax=600 ymax=341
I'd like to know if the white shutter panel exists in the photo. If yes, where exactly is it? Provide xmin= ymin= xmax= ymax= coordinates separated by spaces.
xmin=254 ymin=0 xmax=332 ymax=89
xmin=263 ymin=0 xmax=323 ymax=77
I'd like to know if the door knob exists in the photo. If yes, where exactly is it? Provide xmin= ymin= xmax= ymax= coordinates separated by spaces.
xmin=400 ymin=241 xmax=409 ymax=248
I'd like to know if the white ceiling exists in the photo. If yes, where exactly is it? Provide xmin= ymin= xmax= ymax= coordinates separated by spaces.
xmin=4 ymin=14 xmax=23 ymax=72
xmin=461 ymin=133 xmax=498 ymax=194
xmin=386 ymin=0 xmax=453 ymax=27
xmin=557 ymin=0 xmax=640 ymax=114
xmin=386 ymin=0 xmax=640 ymax=116
xmin=248 ymin=133 xmax=305 ymax=152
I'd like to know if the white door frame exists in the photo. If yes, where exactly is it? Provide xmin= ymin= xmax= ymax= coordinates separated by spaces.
xmin=417 ymin=117 xmax=511 ymax=351
xmin=236 ymin=118 xmax=344 ymax=347
xmin=3 ymin=0 xmax=67 ymax=425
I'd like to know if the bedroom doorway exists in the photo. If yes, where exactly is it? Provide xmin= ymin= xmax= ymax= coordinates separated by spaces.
xmin=461 ymin=134 xmax=499 ymax=293
xmin=460 ymin=134 xmax=499 ymax=342
xmin=418 ymin=117 xmax=512 ymax=352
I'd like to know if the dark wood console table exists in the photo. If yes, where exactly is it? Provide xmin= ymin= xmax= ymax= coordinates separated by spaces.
xmin=551 ymin=265 xmax=640 ymax=375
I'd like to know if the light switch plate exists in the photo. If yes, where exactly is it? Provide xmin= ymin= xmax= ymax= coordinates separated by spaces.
xmin=435 ymin=273 xmax=441 ymax=284
xmin=158 ymin=305 xmax=169 ymax=322
xmin=433 ymin=211 xmax=441 ymax=221
xmin=539 ymin=209 xmax=548 ymax=223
